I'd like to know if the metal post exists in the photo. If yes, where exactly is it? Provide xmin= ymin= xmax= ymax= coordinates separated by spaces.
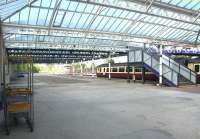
xmin=108 ymin=54 xmax=111 ymax=80
xmin=132 ymin=66 xmax=135 ymax=82
xmin=144 ymin=43 xmax=146 ymax=50
xmin=0 ymin=19 xmax=3 ymax=110
xmin=80 ymin=60 xmax=83 ymax=76
xmin=159 ymin=45 xmax=163 ymax=86
xmin=141 ymin=48 xmax=145 ymax=83
xmin=127 ymin=49 xmax=130 ymax=83
xmin=142 ymin=66 xmax=145 ymax=84
xmin=72 ymin=60 xmax=75 ymax=76
xmin=92 ymin=59 xmax=95 ymax=78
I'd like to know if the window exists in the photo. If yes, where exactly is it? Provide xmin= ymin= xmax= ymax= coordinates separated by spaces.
xmin=126 ymin=67 xmax=132 ymax=72
xmin=112 ymin=67 xmax=118 ymax=72
xmin=195 ymin=65 xmax=199 ymax=72
xmin=119 ymin=67 xmax=124 ymax=72
xmin=97 ymin=68 xmax=100 ymax=73
xmin=135 ymin=68 xmax=142 ymax=72
xmin=107 ymin=68 xmax=109 ymax=72
xmin=53 ymin=11 xmax=65 ymax=27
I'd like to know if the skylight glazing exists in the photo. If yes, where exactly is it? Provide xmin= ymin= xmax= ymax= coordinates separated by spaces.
xmin=2 ymin=0 xmax=200 ymax=50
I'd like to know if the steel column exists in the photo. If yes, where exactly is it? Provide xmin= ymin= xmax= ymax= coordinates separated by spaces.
xmin=159 ymin=45 xmax=163 ymax=86
xmin=127 ymin=48 xmax=130 ymax=83
xmin=195 ymin=29 xmax=200 ymax=47
xmin=91 ymin=51 xmax=95 ymax=77
xmin=108 ymin=53 xmax=111 ymax=80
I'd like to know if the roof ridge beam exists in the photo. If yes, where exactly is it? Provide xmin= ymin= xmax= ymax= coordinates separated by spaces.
xmin=130 ymin=0 xmax=198 ymax=16
xmin=70 ymin=0 xmax=199 ymax=26
xmin=2 ymin=23 xmax=196 ymax=46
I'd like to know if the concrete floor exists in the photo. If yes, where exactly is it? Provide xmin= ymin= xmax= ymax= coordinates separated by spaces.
xmin=1 ymin=74 xmax=200 ymax=139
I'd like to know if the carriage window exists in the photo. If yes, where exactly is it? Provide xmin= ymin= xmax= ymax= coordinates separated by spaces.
xmin=119 ymin=67 xmax=125 ymax=72
xmin=107 ymin=68 xmax=109 ymax=72
xmin=104 ymin=68 xmax=106 ymax=72
xmin=135 ymin=68 xmax=142 ymax=72
xmin=112 ymin=67 xmax=117 ymax=72
xmin=195 ymin=65 xmax=199 ymax=72
xmin=126 ymin=67 xmax=132 ymax=72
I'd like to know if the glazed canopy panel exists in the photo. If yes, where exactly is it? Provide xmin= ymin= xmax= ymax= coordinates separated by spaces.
xmin=0 ymin=0 xmax=200 ymax=62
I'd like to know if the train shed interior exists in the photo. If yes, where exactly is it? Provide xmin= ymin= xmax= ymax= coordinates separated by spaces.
xmin=0 ymin=0 xmax=200 ymax=138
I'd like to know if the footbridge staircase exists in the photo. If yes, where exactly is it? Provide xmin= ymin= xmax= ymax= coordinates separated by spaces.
xmin=129 ymin=49 xmax=197 ymax=87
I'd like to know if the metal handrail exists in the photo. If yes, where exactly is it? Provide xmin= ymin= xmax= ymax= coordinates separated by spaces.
xmin=142 ymin=48 xmax=196 ymax=84
xmin=162 ymin=55 xmax=197 ymax=83
xmin=143 ymin=51 xmax=178 ymax=85
xmin=143 ymin=48 xmax=196 ymax=75
xmin=163 ymin=55 xmax=196 ymax=75
xmin=143 ymin=51 xmax=178 ymax=72
xmin=129 ymin=48 xmax=197 ymax=85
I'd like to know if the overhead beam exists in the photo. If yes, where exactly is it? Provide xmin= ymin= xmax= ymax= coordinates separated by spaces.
xmin=6 ymin=48 xmax=126 ymax=56
xmin=5 ymin=39 xmax=129 ymax=46
xmin=195 ymin=29 xmax=200 ymax=47
xmin=2 ymin=23 xmax=196 ymax=46
xmin=48 ymin=0 xmax=62 ymax=35
xmin=4 ymin=34 xmax=133 ymax=44
xmin=145 ymin=0 xmax=154 ymax=13
xmin=5 ymin=41 xmax=128 ymax=52
xmin=70 ymin=0 xmax=199 ymax=26
xmin=30 ymin=5 xmax=198 ymax=33
xmin=129 ymin=0 xmax=198 ymax=16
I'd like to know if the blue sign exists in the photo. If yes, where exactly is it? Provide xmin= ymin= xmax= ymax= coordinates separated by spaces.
xmin=163 ymin=49 xmax=200 ymax=55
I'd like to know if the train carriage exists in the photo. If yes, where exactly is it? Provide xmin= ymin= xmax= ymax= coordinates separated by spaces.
xmin=96 ymin=63 xmax=157 ymax=81
xmin=188 ymin=58 xmax=200 ymax=83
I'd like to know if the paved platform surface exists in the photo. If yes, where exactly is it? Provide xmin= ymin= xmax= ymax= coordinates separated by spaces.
xmin=1 ymin=74 xmax=200 ymax=139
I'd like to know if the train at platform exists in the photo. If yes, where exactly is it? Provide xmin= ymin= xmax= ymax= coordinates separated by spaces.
xmin=96 ymin=63 xmax=157 ymax=81
xmin=96 ymin=59 xmax=200 ymax=83
xmin=188 ymin=58 xmax=200 ymax=82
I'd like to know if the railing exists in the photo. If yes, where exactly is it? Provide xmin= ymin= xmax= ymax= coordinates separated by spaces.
xmin=143 ymin=48 xmax=197 ymax=84
xmin=162 ymin=55 xmax=197 ymax=84
xmin=143 ymin=51 xmax=178 ymax=86
xmin=129 ymin=49 xmax=197 ymax=86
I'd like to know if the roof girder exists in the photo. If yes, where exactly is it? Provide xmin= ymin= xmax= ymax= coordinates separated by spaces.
xmin=3 ymin=23 xmax=197 ymax=47
xmin=129 ymin=0 xmax=198 ymax=16
xmin=70 ymin=0 xmax=200 ymax=25
xmin=1 ymin=0 xmax=200 ymax=50
xmin=29 ymin=5 xmax=199 ymax=33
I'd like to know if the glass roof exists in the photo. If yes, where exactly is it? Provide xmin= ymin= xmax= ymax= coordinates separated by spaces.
xmin=0 ymin=0 xmax=37 ymax=20
xmin=5 ymin=34 xmax=130 ymax=49
xmin=1 ymin=0 xmax=200 ymax=51
xmin=160 ymin=0 xmax=200 ymax=10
